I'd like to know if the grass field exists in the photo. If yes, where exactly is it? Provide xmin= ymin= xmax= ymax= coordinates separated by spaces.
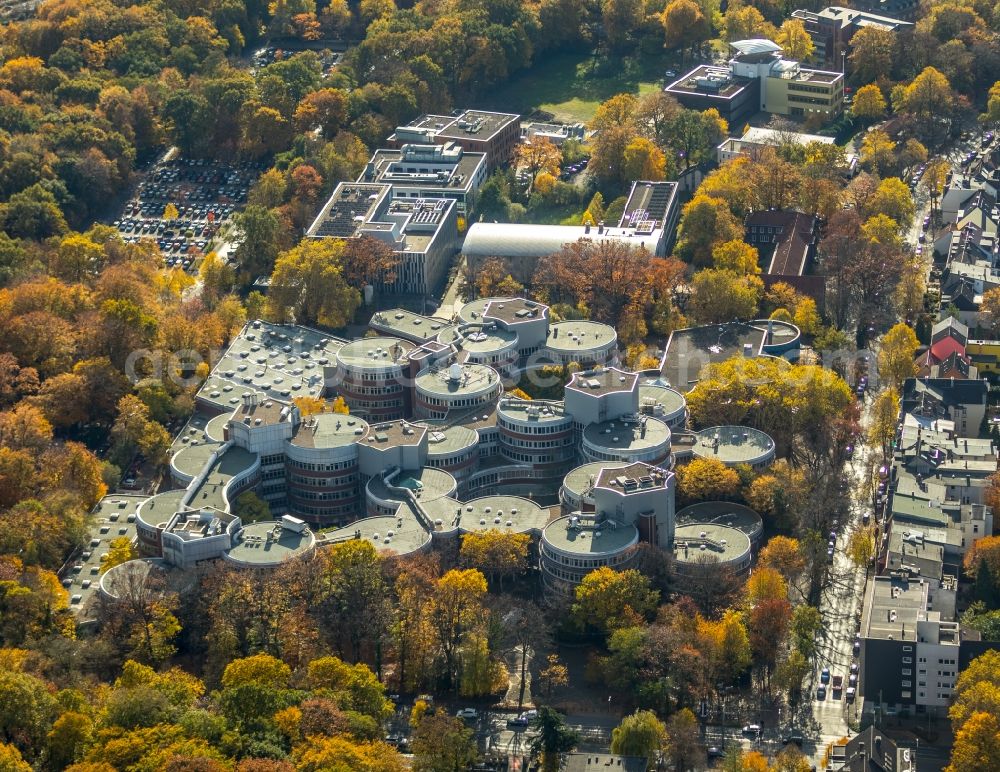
xmin=481 ymin=51 xmax=671 ymax=124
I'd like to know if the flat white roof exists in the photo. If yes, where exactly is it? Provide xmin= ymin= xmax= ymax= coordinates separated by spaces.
xmin=740 ymin=127 xmax=835 ymax=146
xmin=462 ymin=222 xmax=660 ymax=259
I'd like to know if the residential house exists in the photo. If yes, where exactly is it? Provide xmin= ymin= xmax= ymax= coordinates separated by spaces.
xmin=744 ymin=209 xmax=824 ymax=306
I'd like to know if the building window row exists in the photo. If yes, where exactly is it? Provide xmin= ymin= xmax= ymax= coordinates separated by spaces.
xmin=420 ymin=393 xmax=497 ymax=408
xmin=290 ymin=488 xmax=356 ymax=501
xmin=787 ymin=94 xmax=834 ymax=107
xmin=287 ymin=459 xmax=358 ymax=472
xmin=786 ymin=82 xmax=833 ymax=94
xmin=340 ymin=383 xmax=404 ymax=395
xmin=501 ymin=436 xmax=575 ymax=449
xmin=289 ymin=473 xmax=358 ymax=487
xmin=340 ymin=370 xmax=405 ymax=383
xmin=497 ymin=418 xmax=571 ymax=434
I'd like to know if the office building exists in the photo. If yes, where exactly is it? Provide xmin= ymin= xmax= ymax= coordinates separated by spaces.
xmin=791 ymin=7 xmax=913 ymax=67
xmin=667 ymin=40 xmax=844 ymax=123
xmin=387 ymin=110 xmax=521 ymax=173
xmin=307 ymin=182 xmax=459 ymax=296
xmin=358 ymin=141 xmax=487 ymax=214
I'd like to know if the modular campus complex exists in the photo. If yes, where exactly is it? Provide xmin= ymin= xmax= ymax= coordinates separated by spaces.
xmin=72 ymin=306 xmax=802 ymax=614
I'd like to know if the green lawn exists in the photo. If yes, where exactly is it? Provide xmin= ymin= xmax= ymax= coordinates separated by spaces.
xmin=481 ymin=51 xmax=672 ymax=124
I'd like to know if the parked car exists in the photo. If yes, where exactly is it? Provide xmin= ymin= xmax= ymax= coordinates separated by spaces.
xmin=817 ymin=685 xmax=827 ymax=700
xmin=783 ymin=734 xmax=804 ymax=746
xmin=820 ymin=667 xmax=830 ymax=683
xmin=456 ymin=708 xmax=479 ymax=720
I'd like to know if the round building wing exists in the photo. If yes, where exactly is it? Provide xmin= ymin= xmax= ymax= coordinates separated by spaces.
xmin=692 ymin=425 xmax=775 ymax=469
xmin=414 ymin=362 xmax=503 ymax=419
xmin=672 ymin=523 xmax=752 ymax=586
xmin=540 ymin=515 xmax=640 ymax=595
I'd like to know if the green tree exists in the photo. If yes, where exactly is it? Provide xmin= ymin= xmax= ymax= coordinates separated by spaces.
xmin=611 ymin=709 xmax=667 ymax=763
xmin=232 ymin=205 xmax=283 ymax=280
xmin=530 ymin=707 xmax=578 ymax=772
xmin=982 ymin=81 xmax=1000 ymax=128
xmin=233 ymin=491 xmax=271 ymax=524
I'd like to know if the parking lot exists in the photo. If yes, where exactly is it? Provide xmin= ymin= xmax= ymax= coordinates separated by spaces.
xmin=114 ymin=157 xmax=262 ymax=273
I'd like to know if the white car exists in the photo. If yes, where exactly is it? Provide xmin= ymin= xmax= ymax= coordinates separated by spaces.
xmin=456 ymin=708 xmax=478 ymax=720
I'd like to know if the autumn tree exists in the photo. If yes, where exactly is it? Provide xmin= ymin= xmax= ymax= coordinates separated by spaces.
xmin=572 ymin=567 xmax=659 ymax=634
xmin=851 ymin=84 xmax=887 ymax=121
xmin=758 ymin=536 xmax=806 ymax=582
xmin=686 ymin=356 xmax=856 ymax=466
xmin=411 ymin=712 xmax=477 ymax=772
xmin=860 ymin=129 xmax=896 ymax=175
xmin=428 ymin=569 xmax=488 ymax=689
xmin=982 ymin=81 xmax=1000 ymax=128
xmin=777 ymin=20 xmax=814 ymax=62
xmin=266 ymin=239 xmax=360 ymax=328
xmin=724 ymin=6 xmax=776 ymax=42
xmin=538 ymin=653 xmax=569 ymax=696
xmin=711 ymin=240 xmax=761 ymax=276
xmin=515 ymin=137 xmax=562 ymax=180
xmin=947 ymin=710 xmax=1000 ymax=772
xmin=664 ymin=708 xmax=703 ymax=771
xmin=922 ymin=158 xmax=950 ymax=216
xmin=675 ymin=195 xmax=742 ymax=266
xmin=676 ymin=457 xmax=741 ymax=503
xmin=980 ymin=288 xmax=1000 ymax=334
xmin=588 ymin=93 xmax=640 ymax=188
xmin=459 ymin=530 xmax=529 ymax=591
xmin=867 ymin=387 xmax=900 ymax=460
xmin=101 ymin=537 xmax=137 ymax=574
xmin=877 ymin=323 xmax=918 ymax=389
xmin=847 ymin=526 xmax=876 ymax=571
xmin=895 ymin=67 xmax=955 ymax=140
xmin=848 ymin=26 xmax=895 ymax=84
xmin=661 ymin=0 xmax=711 ymax=56
xmin=601 ymin=0 xmax=645 ymax=49
xmin=687 ymin=269 xmax=763 ymax=324
xmin=623 ymin=137 xmax=667 ymax=182
xmin=339 ymin=235 xmax=401 ymax=291
xmin=315 ymin=540 xmax=392 ymax=671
